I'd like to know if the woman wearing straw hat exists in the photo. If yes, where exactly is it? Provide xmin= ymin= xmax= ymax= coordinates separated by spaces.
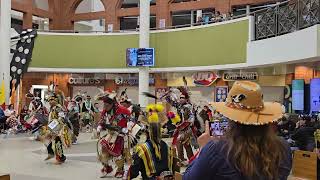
xmin=183 ymin=81 xmax=292 ymax=180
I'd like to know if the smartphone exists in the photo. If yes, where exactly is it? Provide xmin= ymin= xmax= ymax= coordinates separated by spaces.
xmin=209 ymin=121 xmax=228 ymax=136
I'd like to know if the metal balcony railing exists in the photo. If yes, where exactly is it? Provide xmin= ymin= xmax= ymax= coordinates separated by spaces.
xmin=254 ymin=0 xmax=320 ymax=40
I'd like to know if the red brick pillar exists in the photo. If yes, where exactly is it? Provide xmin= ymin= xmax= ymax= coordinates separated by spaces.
xmin=23 ymin=13 xmax=33 ymax=29
xmin=156 ymin=0 xmax=171 ymax=28
xmin=215 ymin=0 xmax=231 ymax=14
xmin=104 ymin=0 xmax=120 ymax=31
xmin=49 ymin=0 xmax=74 ymax=30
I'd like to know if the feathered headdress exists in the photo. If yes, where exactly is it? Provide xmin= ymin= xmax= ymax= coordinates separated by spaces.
xmin=25 ymin=92 xmax=34 ymax=99
xmin=95 ymin=89 xmax=117 ymax=103
xmin=178 ymin=76 xmax=191 ymax=100
xmin=144 ymin=103 xmax=168 ymax=159
xmin=146 ymin=104 xmax=165 ymax=123
xmin=167 ymin=111 xmax=181 ymax=125
xmin=73 ymin=93 xmax=83 ymax=103
xmin=119 ymin=88 xmax=132 ymax=103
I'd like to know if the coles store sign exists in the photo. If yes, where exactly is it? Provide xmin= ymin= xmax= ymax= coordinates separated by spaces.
xmin=193 ymin=72 xmax=219 ymax=86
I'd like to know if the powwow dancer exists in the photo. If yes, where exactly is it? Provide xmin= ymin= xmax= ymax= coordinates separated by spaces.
xmin=96 ymin=91 xmax=131 ymax=178
xmin=43 ymin=92 xmax=68 ymax=164
xmin=66 ymin=98 xmax=80 ymax=145
xmin=126 ymin=103 xmax=175 ymax=180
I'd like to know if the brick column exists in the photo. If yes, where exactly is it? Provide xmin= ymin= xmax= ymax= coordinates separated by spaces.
xmin=215 ymin=0 xmax=231 ymax=14
xmin=104 ymin=0 xmax=120 ymax=31
xmin=105 ymin=13 xmax=120 ymax=31
xmin=156 ymin=0 xmax=171 ymax=28
xmin=23 ymin=13 xmax=33 ymax=29
xmin=49 ymin=0 xmax=74 ymax=30
xmin=22 ymin=0 xmax=33 ymax=29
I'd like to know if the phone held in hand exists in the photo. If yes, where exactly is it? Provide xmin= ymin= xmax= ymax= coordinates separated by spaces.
xmin=209 ymin=121 xmax=228 ymax=136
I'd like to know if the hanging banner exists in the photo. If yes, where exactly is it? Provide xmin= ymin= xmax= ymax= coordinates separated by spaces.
xmin=0 ymin=77 xmax=5 ymax=106
xmin=107 ymin=24 xmax=114 ymax=32
xmin=193 ymin=72 xmax=218 ymax=86
xmin=215 ymin=86 xmax=228 ymax=102
xmin=283 ymin=84 xmax=292 ymax=113
xmin=159 ymin=19 xmax=166 ymax=29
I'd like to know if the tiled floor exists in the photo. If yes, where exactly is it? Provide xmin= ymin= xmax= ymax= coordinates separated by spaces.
xmin=0 ymin=133 xmax=120 ymax=180
xmin=0 ymin=133 xmax=307 ymax=180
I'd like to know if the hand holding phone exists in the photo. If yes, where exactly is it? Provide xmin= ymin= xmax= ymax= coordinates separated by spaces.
xmin=209 ymin=121 xmax=228 ymax=136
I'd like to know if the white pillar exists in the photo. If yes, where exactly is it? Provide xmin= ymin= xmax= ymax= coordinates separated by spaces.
xmin=246 ymin=5 xmax=250 ymax=16
xmin=191 ymin=10 xmax=194 ymax=26
xmin=0 ymin=0 xmax=12 ymax=105
xmin=138 ymin=0 xmax=150 ymax=108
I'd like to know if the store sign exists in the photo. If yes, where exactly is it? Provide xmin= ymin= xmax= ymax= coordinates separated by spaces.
xmin=223 ymin=72 xmax=258 ymax=81
xmin=68 ymin=77 xmax=101 ymax=85
xmin=115 ymin=76 xmax=155 ymax=86
xmin=193 ymin=72 xmax=218 ymax=86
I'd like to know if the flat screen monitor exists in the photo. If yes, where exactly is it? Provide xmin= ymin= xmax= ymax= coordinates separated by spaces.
xmin=310 ymin=78 xmax=320 ymax=112
xmin=126 ymin=48 xmax=155 ymax=67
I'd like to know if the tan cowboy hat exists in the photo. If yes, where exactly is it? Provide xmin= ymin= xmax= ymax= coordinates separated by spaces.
xmin=211 ymin=81 xmax=283 ymax=125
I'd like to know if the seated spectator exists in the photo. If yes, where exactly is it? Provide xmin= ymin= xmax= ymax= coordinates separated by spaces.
xmin=291 ymin=116 xmax=317 ymax=151
xmin=196 ymin=16 xmax=204 ymax=25
xmin=5 ymin=104 xmax=19 ymax=134
xmin=0 ymin=106 xmax=6 ymax=133
xmin=215 ymin=11 xmax=222 ymax=22
xmin=183 ymin=81 xmax=292 ymax=180
xmin=277 ymin=115 xmax=296 ymax=137
xmin=19 ymin=105 xmax=32 ymax=131
xmin=210 ymin=14 xmax=216 ymax=23
xmin=203 ymin=16 xmax=210 ymax=24
xmin=227 ymin=12 xmax=234 ymax=20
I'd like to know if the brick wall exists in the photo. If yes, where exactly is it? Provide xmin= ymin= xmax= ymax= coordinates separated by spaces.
xmin=14 ymin=0 xmax=277 ymax=29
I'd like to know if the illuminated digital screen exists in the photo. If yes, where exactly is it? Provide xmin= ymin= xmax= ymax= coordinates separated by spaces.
xmin=310 ymin=78 xmax=320 ymax=112
xmin=292 ymin=79 xmax=304 ymax=111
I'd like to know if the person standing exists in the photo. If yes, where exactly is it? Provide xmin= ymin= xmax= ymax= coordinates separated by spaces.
xmin=44 ymin=93 xmax=67 ymax=164
xmin=96 ymin=91 xmax=131 ymax=178
xmin=67 ymin=100 xmax=80 ymax=145
xmin=127 ymin=104 xmax=174 ymax=180
xmin=183 ymin=81 xmax=292 ymax=180
xmin=81 ymin=95 xmax=95 ymax=132
xmin=171 ymin=88 xmax=198 ymax=166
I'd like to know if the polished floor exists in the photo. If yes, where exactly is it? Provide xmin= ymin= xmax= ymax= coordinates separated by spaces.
xmin=0 ymin=133 xmax=306 ymax=180
xmin=0 ymin=133 xmax=123 ymax=180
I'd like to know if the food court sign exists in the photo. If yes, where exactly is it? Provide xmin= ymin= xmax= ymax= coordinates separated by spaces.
xmin=223 ymin=72 xmax=258 ymax=81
